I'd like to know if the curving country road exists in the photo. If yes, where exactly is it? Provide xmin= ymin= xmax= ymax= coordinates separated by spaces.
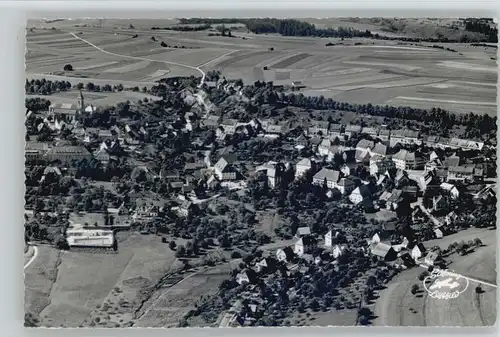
xmin=68 ymin=32 xmax=207 ymax=86
xmin=24 ymin=245 xmax=38 ymax=270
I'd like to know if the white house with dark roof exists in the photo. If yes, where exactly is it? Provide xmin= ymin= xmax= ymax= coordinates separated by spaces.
xmin=328 ymin=124 xmax=343 ymax=139
xmin=295 ymin=158 xmax=312 ymax=179
xmin=312 ymin=168 xmax=339 ymax=189
xmin=308 ymin=120 xmax=330 ymax=136
xmin=447 ymin=166 xmax=474 ymax=183
xmin=344 ymin=124 xmax=362 ymax=139
xmin=370 ymin=156 xmax=395 ymax=176
xmin=324 ymin=229 xmax=340 ymax=247
xmin=295 ymin=226 xmax=311 ymax=238
xmin=370 ymin=143 xmax=388 ymax=157
xmin=392 ymin=149 xmax=419 ymax=170
xmin=318 ymin=139 xmax=332 ymax=157
xmin=361 ymin=127 xmax=378 ymax=137
xmin=349 ymin=185 xmax=373 ymax=205
xmin=294 ymin=235 xmax=317 ymax=256
xmin=214 ymin=156 xmax=237 ymax=180
xmin=276 ymin=247 xmax=295 ymax=262
xmin=377 ymin=128 xmax=391 ymax=141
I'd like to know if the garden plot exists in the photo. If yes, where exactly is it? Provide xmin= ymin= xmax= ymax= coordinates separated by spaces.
xmin=134 ymin=264 xmax=232 ymax=328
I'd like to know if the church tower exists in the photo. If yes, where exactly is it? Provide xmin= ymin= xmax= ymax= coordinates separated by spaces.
xmin=77 ymin=90 xmax=84 ymax=112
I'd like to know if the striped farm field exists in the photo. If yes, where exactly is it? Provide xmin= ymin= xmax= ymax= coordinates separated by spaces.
xmin=26 ymin=26 xmax=497 ymax=115
xmin=270 ymin=53 xmax=311 ymax=69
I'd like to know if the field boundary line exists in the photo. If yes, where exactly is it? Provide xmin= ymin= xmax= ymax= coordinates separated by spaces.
xmin=197 ymin=50 xmax=241 ymax=69
xmin=68 ymin=32 xmax=206 ymax=86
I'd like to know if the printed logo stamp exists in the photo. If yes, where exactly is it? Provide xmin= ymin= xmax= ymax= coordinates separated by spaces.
xmin=423 ymin=269 xmax=469 ymax=300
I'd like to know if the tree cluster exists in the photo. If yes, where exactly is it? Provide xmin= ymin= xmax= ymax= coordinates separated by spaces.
xmin=25 ymin=78 xmax=72 ymax=95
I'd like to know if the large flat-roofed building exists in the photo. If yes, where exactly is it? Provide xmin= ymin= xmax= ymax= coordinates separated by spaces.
xmin=44 ymin=145 xmax=92 ymax=164
xmin=66 ymin=228 xmax=115 ymax=248
xmin=25 ymin=142 xmax=51 ymax=162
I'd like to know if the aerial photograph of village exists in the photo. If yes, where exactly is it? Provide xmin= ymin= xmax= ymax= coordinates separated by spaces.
xmin=24 ymin=17 xmax=497 ymax=328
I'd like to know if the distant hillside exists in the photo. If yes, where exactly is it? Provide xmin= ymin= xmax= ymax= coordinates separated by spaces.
xmin=179 ymin=17 xmax=497 ymax=43
xmin=309 ymin=17 xmax=497 ymax=43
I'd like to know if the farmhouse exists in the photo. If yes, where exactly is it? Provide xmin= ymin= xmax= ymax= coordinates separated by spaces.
xmin=236 ymin=269 xmax=259 ymax=285
xmin=294 ymin=235 xmax=317 ymax=256
xmin=214 ymin=156 xmax=238 ymax=181
xmin=308 ymin=120 xmax=330 ymax=136
xmin=380 ymin=189 xmax=403 ymax=211
xmin=312 ymin=168 xmax=339 ymax=189
xmin=312 ymin=168 xmax=355 ymax=194
xmin=369 ymin=242 xmax=397 ymax=261
xmin=276 ymin=247 xmax=295 ymax=262
xmin=331 ymin=244 xmax=347 ymax=259
xmin=178 ymin=200 xmax=194 ymax=217
xmin=25 ymin=142 xmax=51 ymax=161
xmin=391 ymin=149 xmax=421 ymax=170
xmin=440 ymin=182 xmax=460 ymax=199
xmin=349 ymin=185 xmax=373 ymax=205
xmin=295 ymin=158 xmax=313 ymax=179
xmin=295 ymin=226 xmax=311 ymax=238
xmin=377 ymin=128 xmax=391 ymax=141
xmin=255 ymin=257 xmax=278 ymax=274
xmin=370 ymin=143 xmax=388 ymax=157
xmin=434 ymin=228 xmax=444 ymax=239
xmin=344 ymin=124 xmax=362 ymax=139
xmin=318 ymin=139 xmax=332 ymax=157
xmin=324 ymin=229 xmax=341 ymax=247
xmin=370 ymin=156 xmax=395 ymax=176
xmin=443 ymin=154 xmax=460 ymax=168
xmin=447 ymin=165 xmax=474 ymax=183
xmin=390 ymin=129 xmax=420 ymax=147
xmin=328 ymin=123 xmax=343 ymax=139
xmin=361 ymin=127 xmax=378 ymax=137
xmin=410 ymin=243 xmax=427 ymax=260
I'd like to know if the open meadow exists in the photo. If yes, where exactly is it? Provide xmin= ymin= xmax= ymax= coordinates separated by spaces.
xmin=26 ymin=19 xmax=497 ymax=116
xmin=24 ymin=233 xmax=184 ymax=328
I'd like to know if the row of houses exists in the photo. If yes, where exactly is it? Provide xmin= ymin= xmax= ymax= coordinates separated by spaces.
xmin=306 ymin=121 xmax=484 ymax=150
